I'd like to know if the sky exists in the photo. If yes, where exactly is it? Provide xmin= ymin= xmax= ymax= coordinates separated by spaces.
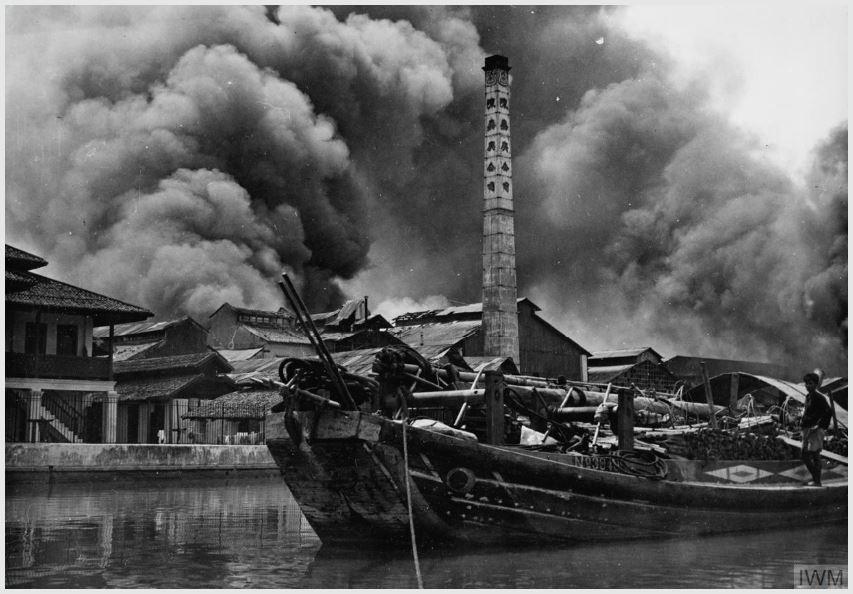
xmin=613 ymin=2 xmax=847 ymax=180
xmin=4 ymin=4 xmax=848 ymax=373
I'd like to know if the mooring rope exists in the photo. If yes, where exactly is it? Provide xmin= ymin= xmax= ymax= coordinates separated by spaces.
xmin=401 ymin=420 xmax=424 ymax=588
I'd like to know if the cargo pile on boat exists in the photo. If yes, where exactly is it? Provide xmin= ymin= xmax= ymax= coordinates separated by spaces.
xmin=657 ymin=427 xmax=798 ymax=461
xmin=268 ymin=336 xmax=848 ymax=464
xmin=823 ymin=436 xmax=848 ymax=457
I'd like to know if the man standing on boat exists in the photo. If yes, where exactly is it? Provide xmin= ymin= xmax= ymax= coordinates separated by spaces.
xmin=800 ymin=373 xmax=833 ymax=486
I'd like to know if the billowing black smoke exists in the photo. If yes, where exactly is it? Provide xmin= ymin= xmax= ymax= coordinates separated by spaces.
xmin=6 ymin=6 xmax=846 ymax=373
xmin=6 ymin=5 xmax=469 ymax=311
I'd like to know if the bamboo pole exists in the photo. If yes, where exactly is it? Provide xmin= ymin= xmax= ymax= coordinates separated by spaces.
xmin=405 ymin=384 xmax=721 ymax=421
xmin=700 ymin=361 xmax=718 ymax=430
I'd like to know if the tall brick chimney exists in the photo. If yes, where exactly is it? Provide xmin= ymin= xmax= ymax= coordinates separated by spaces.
xmin=481 ymin=55 xmax=519 ymax=364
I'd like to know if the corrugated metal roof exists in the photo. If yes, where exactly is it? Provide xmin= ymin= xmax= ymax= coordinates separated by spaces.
xmin=664 ymin=355 xmax=788 ymax=379
xmin=225 ymin=347 xmax=390 ymax=383
xmin=390 ymin=320 xmax=480 ymax=348
xmin=393 ymin=298 xmax=533 ymax=324
xmin=241 ymin=323 xmax=312 ymax=344
xmin=6 ymin=270 xmax=152 ymax=325
xmin=319 ymin=332 xmax=352 ymax=342
xmin=310 ymin=298 xmax=367 ymax=326
xmin=391 ymin=298 xmax=591 ymax=356
xmin=310 ymin=310 xmax=337 ymax=322
xmin=587 ymin=364 xmax=635 ymax=383
xmin=231 ymin=304 xmax=292 ymax=318
xmin=465 ymin=356 xmax=519 ymax=374
xmin=229 ymin=358 xmax=282 ymax=374
xmin=330 ymin=347 xmax=388 ymax=375
xmin=112 ymin=341 xmax=159 ymax=361
xmin=333 ymin=298 xmax=364 ymax=324
xmin=217 ymin=348 xmax=265 ymax=362
xmin=93 ymin=317 xmax=199 ymax=338
xmin=228 ymin=357 xmax=285 ymax=382
xmin=590 ymin=347 xmax=661 ymax=360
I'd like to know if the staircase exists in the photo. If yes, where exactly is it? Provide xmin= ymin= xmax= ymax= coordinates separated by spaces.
xmin=19 ymin=394 xmax=85 ymax=443
xmin=38 ymin=399 xmax=83 ymax=442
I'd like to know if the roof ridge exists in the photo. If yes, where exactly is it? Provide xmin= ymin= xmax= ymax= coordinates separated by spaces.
xmin=5 ymin=244 xmax=48 ymax=270
xmin=18 ymin=271 xmax=152 ymax=313
xmin=113 ymin=350 xmax=232 ymax=373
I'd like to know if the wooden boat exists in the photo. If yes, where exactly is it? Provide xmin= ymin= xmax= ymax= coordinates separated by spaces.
xmin=265 ymin=276 xmax=848 ymax=546
xmin=266 ymin=401 xmax=847 ymax=546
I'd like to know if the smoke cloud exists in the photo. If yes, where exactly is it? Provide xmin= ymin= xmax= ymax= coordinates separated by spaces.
xmin=6 ymin=5 xmax=467 ymax=312
xmin=6 ymin=6 xmax=846 ymax=373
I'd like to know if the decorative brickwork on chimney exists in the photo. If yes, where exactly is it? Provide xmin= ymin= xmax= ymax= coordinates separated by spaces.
xmin=481 ymin=55 xmax=519 ymax=364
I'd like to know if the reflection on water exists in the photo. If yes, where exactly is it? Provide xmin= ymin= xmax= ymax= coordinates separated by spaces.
xmin=5 ymin=475 xmax=848 ymax=588
xmin=5 ymin=476 xmax=319 ymax=588
xmin=305 ymin=525 xmax=848 ymax=589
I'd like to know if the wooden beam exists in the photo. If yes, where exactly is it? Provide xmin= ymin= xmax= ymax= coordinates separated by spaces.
xmin=700 ymin=361 xmax=718 ymax=430
xmin=617 ymin=389 xmax=634 ymax=452
xmin=484 ymin=370 xmax=505 ymax=445
xmin=729 ymin=372 xmax=740 ymax=413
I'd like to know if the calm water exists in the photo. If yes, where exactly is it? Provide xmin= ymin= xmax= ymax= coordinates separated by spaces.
xmin=5 ymin=475 xmax=847 ymax=588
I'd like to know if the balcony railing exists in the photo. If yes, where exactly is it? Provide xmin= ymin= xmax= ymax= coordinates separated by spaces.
xmin=6 ymin=352 xmax=111 ymax=381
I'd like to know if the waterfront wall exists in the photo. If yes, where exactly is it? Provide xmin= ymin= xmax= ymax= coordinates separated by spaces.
xmin=6 ymin=443 xmax=279 ymax=479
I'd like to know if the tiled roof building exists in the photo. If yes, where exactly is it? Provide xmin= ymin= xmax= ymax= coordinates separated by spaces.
xmin=5 ymin=244 xmax=152 ymax=443
xmin=111 ymin=351 xmax=236 ymax=444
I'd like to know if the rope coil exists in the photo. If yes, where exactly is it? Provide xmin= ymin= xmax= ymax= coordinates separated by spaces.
xmin=611 ymin=450 xmax=668 ymax=480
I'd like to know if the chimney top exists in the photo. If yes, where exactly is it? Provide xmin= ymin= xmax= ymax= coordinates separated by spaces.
xmin=483 ymin=55 xmax=510 ymax=72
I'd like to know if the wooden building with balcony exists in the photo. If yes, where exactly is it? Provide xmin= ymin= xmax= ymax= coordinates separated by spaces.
xmin=5 ymin=245 xmax=152 ymax=443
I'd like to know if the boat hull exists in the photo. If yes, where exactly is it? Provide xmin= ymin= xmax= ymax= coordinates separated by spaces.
xmin=266 ymin=409 xmax=848 ymax=545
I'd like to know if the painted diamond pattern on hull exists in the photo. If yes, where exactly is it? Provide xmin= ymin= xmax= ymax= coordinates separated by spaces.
xmin=704 ymin=464 xmax=774 ymax=483
xmin=777 ymin=466 xmax=813 ymax=482
xmin=778 ymin=465 xmax=846 ymax=482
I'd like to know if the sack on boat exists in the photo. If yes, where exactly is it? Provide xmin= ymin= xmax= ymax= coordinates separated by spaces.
xmin=519 ymin=425 xmax=558 ymax=445
xmin=411 ymin=419 xmax=478 ymax=442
